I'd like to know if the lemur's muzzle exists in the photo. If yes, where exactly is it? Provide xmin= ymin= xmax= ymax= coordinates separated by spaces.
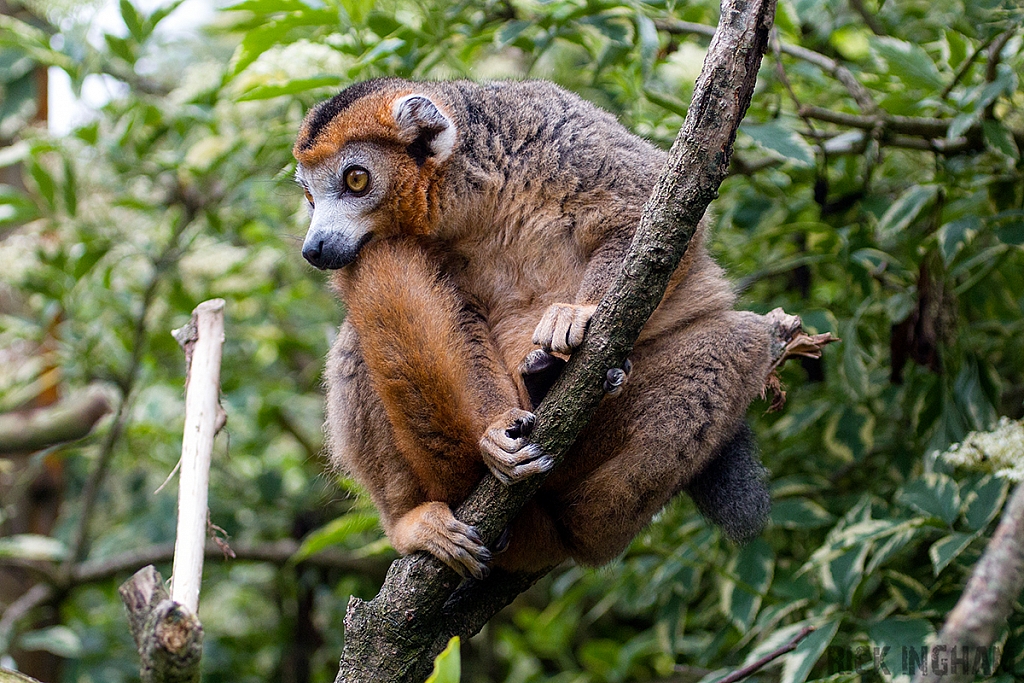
xmin=301 ymin=229 xmax=370 ymax=270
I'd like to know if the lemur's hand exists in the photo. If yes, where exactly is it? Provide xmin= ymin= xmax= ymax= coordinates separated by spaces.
xmin=532 ymin=303 xmax=597 ymax=355
xmin=480 ymin=408 xmax=553 ymax=485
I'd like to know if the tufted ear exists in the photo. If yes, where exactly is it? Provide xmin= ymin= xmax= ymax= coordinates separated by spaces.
xmin=392 ymin=94 xmax=457 ymax=164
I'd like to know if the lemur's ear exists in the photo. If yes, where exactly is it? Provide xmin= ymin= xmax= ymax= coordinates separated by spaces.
xmin=392 ymin=94 xmax=456 ymax=164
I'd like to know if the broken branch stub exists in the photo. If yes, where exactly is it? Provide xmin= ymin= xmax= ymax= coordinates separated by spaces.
xmin=119 ymin=566 xmax=203 ymax=683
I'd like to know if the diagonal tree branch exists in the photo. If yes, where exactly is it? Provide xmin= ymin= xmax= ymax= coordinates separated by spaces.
xmin=912 ymin=479 xmax=1024 ymax=683
xmin=331 ymin=0 xmax=821 ymax=681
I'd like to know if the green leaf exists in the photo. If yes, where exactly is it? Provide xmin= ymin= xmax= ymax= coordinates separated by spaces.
xmin=148 ymin=0 xmax=187 ymax=30
xmin=27 ymin=158 xmax=56 ymax=211
xmin=944 ymin=28 xmax=967 ymax=70
xmin=635 ymin=12 xmax=658 ymax=79
xmin=938 ymin=217 xmax=980 ymax=265
xmin=872 ymin=36 xmax=944 ymax=91
xmin=228 ymin=10 xmax=338 ymax=78
xmin=897 ymin=474 xmax=961 ymax=525
xmin=963 ymin=475 xmax=1008 ymax=531
xmin=105 ymin=34 xmax=136 ymax=64
xmin=62 ymin=155 xmax=77 ymax=217
xmin=983 ymin=121 xmax=1020 ymax=159
xmin=721 ymin=539 xmax=774 ymax=631
xmin=224 ymin=0 xmax=312 ymax=12
xmin=425 ymin=637 xmax=461 ymax=683
xmin=357 ymin=37 xmax=405 ymax=67
xmin=947 ymin=112 xmax=976 ymax=140
xmin=236 ymin=75 xmax=343 ymax=101
xmin=780 ymin=619 xmax=841 ymax=683
xmin=823 ymin=543 xmax=868 ymax=606
xmin=644 ymin=88 xmax=689 ymax=117
xmin=0 ymin=534 xmax=68 ymax=562
xmin=497 ymin=20 xmax=531 ymax=46
xmin=840 ymin=320 xmax=868 ymax=399
xmin=293 ymin=510 xmax=379 ymax=561
xmin=120 ymin=0 xmax=145 ymax=42
xmin=876 ymin=184 xmax=939 ymax=244
xmin=18 ymin=626 xmax=83 ymax=659
xmin=992 ymin=210 xmax=1024 ymax=246
xmin=771 ymin=499 xmax=835 ymax=529
xmin=743 ymin=120 xmax=815 ymax=167
xmin=0 ymin=184 xmax=39 ymax=228
xmin=929 ymin=532 xmax=975 ymax=575
xmin=341 ymin=0 xmax=376 ymax=25
xmin=866 ymin=524 xmax=922 ymax=574
xmin=868 ymin=617 xmax=934 ymax=678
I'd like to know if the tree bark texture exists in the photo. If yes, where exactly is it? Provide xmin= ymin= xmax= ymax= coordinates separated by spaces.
xmin=0 ymin=386 xmax=111 ymax=455
xmin=912 ymin=481 xmax=1024 ymax=683
xmin=0 ymin=668 xmax=44 ymax=683
xmin=334 ymin=0 xmax=781 ymax=681
xmin=119 ymin=566 xmax=203 ymax=683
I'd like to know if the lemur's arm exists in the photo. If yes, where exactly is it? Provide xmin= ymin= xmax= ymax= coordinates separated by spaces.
xmin=532 ymin=213 xmax=634 ymax=355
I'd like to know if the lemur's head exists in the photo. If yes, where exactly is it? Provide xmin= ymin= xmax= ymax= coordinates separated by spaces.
xmin=293 ymin=78 xmax=457 ymax=270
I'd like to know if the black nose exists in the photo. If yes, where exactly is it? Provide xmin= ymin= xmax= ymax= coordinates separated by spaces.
xmin=302 ymin=238 xmax=325 ymax=268
xmin=301 ymin=230 xmax=369 ymax=270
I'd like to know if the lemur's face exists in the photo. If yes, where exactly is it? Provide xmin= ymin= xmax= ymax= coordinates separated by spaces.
xmin=293 ymin=80 xmax=456 ymax=270
xmin=295 ymin=142 xmax=392 ymax=270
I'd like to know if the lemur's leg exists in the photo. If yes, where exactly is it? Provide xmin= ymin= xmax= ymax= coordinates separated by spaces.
xmin=547 ymin=310 xmax=775 ymax=565
xmin=334 ymin=238 xmax=544 ymax=578
xmin=324 ymin=320 xmax=492 ymax=579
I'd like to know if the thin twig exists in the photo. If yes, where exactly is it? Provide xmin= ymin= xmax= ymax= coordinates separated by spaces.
xmin=654 ymin=18 xmax=878 ymax=113
xmin=983 ymin=30 xmax=1014 ymax=120
xmin=0 ymin=584 xmax=54 ymax=653
xmin=848 ymin=0 xmax=884 ymax=36
xmin=718 ymin=625 xmax=815 ymax=683
xmin=941 ymin=33 xmax=999 ymax=99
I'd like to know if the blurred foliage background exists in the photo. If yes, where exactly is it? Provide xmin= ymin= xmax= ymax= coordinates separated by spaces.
xmin=0 ymin=0 xmax=1022 ymax=681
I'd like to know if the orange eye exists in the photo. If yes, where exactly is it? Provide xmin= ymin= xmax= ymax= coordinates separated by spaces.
xmin=303 ymin=188 xmax=314 ymax=208
xmin=344 ymin=166 xmax=370 ymax=195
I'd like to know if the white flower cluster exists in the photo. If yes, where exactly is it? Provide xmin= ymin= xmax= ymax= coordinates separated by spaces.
xmin=943 ymin=416 xmax=1024 ymax=480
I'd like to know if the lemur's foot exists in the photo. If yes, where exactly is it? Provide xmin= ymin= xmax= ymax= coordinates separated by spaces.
xmin=763 ymin=308 xmax=841 ymax=411
xmin=391 ymin=501 xmax=491 ymax=580
xmin=533 ymin=303 xmax=597 ymax=355
xmin=480 ymin=408 xmax=553 ymax=485
xmin=520 ymin=349 xmax=568 ymax=409
xmin=492 ymin=526 xmax=512 ymax=554
xmin=603 ymin=358 xmax=633 ymax=397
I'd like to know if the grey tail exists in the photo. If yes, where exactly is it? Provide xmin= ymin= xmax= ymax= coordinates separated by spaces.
xmin=686 ymin=421 xmax=771 ymax=543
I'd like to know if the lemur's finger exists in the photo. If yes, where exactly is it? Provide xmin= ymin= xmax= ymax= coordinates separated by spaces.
xmin=567 ymin=305 xmax=592 ymax=349
xmin=533 ymin=303 xmax=596 ymax=354
xmin=603 ymin=357 xmax=633 ymax=397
